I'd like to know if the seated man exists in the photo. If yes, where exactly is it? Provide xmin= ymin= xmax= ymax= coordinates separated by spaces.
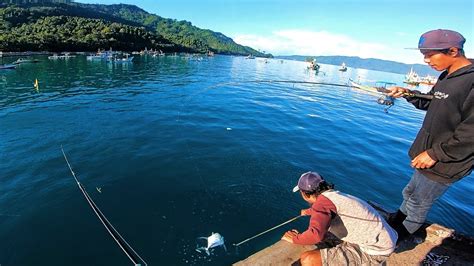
xmin=282 ymin=172 xmax=397 ymax=265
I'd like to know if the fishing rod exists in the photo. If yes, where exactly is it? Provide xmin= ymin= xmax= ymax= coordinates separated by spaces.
xmin=366 ymin=85 xmax=434 ymax=100
xmin=252 ymin=80 xmax=434 ymax=100
xmin=233 ymin=215 xmax=302 ymax=247
xmin=253 ymin=79 xmax=434 ymax=113
xmin=61 ymin=146 xmax=147 ymax=266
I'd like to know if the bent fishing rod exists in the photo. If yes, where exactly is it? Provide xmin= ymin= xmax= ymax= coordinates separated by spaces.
xmin=61 ymin=146 xmax=147 ymax=266
xmin=250 ymin=80 xmax=434 ymax=100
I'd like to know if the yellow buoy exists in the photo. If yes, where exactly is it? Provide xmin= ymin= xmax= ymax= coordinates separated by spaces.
xmin=34 ymin=79 xmax=39 ymax=91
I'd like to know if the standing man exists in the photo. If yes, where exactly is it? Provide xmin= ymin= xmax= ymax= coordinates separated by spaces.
xmin=387 ymin=29 xmax=473 ymax=240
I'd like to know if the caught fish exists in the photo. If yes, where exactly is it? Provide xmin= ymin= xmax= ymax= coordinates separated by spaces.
xmin=195 ymin=232 xmax=227 ymax=255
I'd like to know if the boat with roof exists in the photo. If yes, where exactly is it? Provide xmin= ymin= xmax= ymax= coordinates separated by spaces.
xmin=339 ymin=62 xmax=347 ymax=72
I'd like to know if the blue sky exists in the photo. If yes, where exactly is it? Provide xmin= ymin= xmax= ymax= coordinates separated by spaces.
xmin=78 ymin=0 xmax=473 ymax=64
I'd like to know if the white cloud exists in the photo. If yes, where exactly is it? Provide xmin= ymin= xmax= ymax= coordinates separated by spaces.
xmin=233 ymin=29 xmax=423 ymax=64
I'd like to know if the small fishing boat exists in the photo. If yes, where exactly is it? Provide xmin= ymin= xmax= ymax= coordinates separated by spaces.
xmin=60 ymin=52 xmax=75 ymax=59
xmin=307 ymin=63 xmax=320 ymax=71
xmin=157 ymin=50 xmax=166 ymax=56
xmin=308 ymin=64 xmax=320 ymax=71
xmin=112 ymin=53 xmax=134 ymax=63
xmin=87 ymin=50 xmax=115 ymax=61
xmin=339 ymin=62 xmax=347 ymax=72
xmin=86 ymin=54 xmax=104 ymax=60
xmin=307 ymin=59 xmax=320 ymax=71
xmin=48 ymin=54 xmax=60 ymax=60
xmin=246 ymin=54 xmax=255 ymax=59
xmin=48 ymin=53 xmax=75 ymax=60
xmin=0 ymin=64 xmax=16 ymax=70
xmin=13 ymin=58 xmax=39 ymax=65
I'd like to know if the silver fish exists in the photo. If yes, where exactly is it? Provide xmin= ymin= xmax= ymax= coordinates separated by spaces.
xmin=196 ymin=232 xmax=227 ymax=255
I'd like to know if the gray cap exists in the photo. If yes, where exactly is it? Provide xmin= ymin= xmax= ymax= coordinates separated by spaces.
xmin=292 ymin=172 xmax=324 ymax=192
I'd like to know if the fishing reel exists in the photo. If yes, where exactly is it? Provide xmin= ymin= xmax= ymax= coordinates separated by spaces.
xmin=376 ymin=95 xmax=395 ymax=113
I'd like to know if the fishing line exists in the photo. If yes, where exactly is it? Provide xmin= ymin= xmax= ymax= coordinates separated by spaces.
xmin=197 ymin=79 xmax=434 ymax=101
xmin=230 ymin=198 xmax=423 ymax=250
xmin=61 ymin=146 xmax=147 ymax=266
xmin=254 ymin=80 xmax=434 ymax=100
xmin=233 ymin=215 xmax=302 ymax=248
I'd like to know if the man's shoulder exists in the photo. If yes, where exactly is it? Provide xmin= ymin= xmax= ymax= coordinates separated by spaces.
xmin=322 ymin=191 xmax=375 ymax=210
xmin=313 ymin=193 xmax=337 ymax=211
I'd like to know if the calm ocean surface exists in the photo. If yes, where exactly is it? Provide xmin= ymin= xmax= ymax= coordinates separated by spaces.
xmin=1 ymin=55 xmax=472 ymax=265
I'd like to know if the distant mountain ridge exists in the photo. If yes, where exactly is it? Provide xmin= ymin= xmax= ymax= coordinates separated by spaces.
xmin=0 ymin=2 xmax=268 ymax=56
xmin=276 ymin=55 xmax=438 ymax=76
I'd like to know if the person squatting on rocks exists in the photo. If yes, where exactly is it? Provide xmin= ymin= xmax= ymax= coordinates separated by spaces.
xmin=282 ymin=172 xmax=397 ymax=266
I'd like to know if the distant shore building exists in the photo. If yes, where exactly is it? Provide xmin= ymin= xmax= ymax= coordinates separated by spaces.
xmin=0 ymin=0 xmax=73 ymax=4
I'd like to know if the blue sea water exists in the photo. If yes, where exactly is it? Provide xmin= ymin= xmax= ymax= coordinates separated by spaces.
xmin=0 ymin=55 xmax=472 ymax=265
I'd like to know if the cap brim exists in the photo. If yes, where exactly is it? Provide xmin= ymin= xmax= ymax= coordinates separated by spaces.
xmin=404 ymin=47 xmax=449 ymax=50
xmin=292 ymin=185 xmax=300 ymax=193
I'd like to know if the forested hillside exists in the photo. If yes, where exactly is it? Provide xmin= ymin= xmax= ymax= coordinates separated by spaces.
xmin=0 ymin=2 xmax=267 ymax=56
xmin=80 ymin=3 xmax=260 ymax=55
xmin=276 ymin=55 xmax=437 ymax=76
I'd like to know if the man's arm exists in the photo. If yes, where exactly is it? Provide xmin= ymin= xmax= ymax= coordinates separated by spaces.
xmin=405 ymin=89 xmax=434 ymax=110
xmin=291 ymin=196 xmax=336 ymax=245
